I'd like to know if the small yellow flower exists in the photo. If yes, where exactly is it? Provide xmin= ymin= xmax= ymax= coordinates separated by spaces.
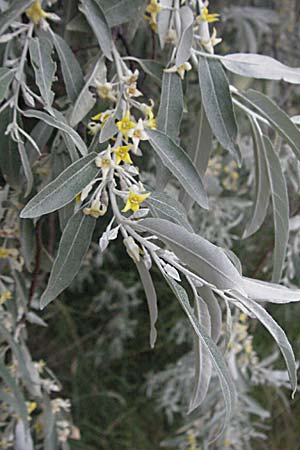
xmin=26 ymin=0 xmax=48 ymax=24
xmin=197 ymin=7 xmax=220 ymax=23
xmin=122 ymin=190 xmax=150 ymax=213
xmin=0 ymin=291 xmax=12 ymax=305
xmin=96 ymin=82 xmax=117 ymax=102
xmin=116 ymin=111 xmax=136 ymax=138
xmin=0 ymin=247 xmax=18 ymax=259
xmin=27 ymin=401 xmax=37 ymax=415
xmin=83 ymin=199 xmax=107 ymax=218
xmin=26 ymin=0 xmax=59 ymax=25
xmin=146 ymin=0 xmax=161 ymax=16
xmin=114 ymin=145 xmax=133 ymax=165
xmin=165 ymin=62 xmax=192 ymax=80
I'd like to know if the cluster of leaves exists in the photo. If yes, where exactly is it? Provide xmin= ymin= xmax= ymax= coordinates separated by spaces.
xmin=1 ymin=0 xmax=300 ymax=448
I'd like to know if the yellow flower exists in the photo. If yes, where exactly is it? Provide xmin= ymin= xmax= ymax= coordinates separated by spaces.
xmin=114 ymin=145 xmax=133 ymax=164
xmin=146 ymin=0 xmax=161 ymax=24
xmin=164 ymin=62 xmax=192 ymax=80
xmin=116 ymin=111 xmax=136 ymax=138
xmin=0 ymin=247 xmax=18 ymax=259
xmin=26 ymin=0 xmax=59 ymax=25
xmin=26 ymin=0 xmax=47 ymax=24
xmin=197 ymin=7 xmax=220 ymax=23
xmin=0 ymin=291 xmax=12 ymax=305
xmin=27 ymin=402 xmax=37 ymax=415
xmin=96 ymin=82 xmax=117 ymax=102
xmin=83 ymin=199 xmax=107 ymax=218
xmin=122 ymin=190 xmax=150 ymax=213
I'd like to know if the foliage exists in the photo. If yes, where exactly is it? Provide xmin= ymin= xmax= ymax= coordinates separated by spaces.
xmin=0 ymin=0 xmax=300 ymax=448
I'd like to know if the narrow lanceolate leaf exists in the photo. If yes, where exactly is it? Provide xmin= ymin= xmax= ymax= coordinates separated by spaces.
xmin=147 ymin=129 xmax=208 ymax=209
xmin=100 ymin=0 xmax=145 ymax=27
xmin=15 ymin=420 xmax=34 ymax=450
xmin=243 ymin=118 xmax=270 ymax=238
xmin=20 ymin=153 xmax=98 ymax=218
xmin=138 ymin=218 xmax=245 ymax=292
xmin=0 ymin=0 xmax=34 ymax=35
xmin=182 ymin=103 xmax=213 ymax=211
xmin=79 ymin=0 xmax=112 ymax=60
xmin=29 ymin=37 xmax=56 ymax=108
xmin=22 ymin=109 xmax=87 ymax=156
xmin=0 ymin=67 xmax=15 ymax=102
xmin=18 ymin=142 xmax=33 ymax=197
xmin=189 ymin=295 xmax=212 ymax=412
xmin=157 ymin=72 xmax=183 ymax=140
xmin=145 ymin=190 xmax=193 ymax=232
xmin=40 ymin=210 xmax=96 ymax=308
xmin=176 ymin=6 xmax=194 ymax=67
xmin=157 ymin=0 xmax=173 ymax=49
xmin=70 ymin=56 xmax=106 ymax=127
xmin=198 ymin=56 xmax=241 ymax=163
xmin=0 ymin=108 xmax=21 ymax=187
xmin=222 ymin=53 xmax=300 ymax=84
xmin=156 ymin=71 xmax=184 ymax=188
xmin=244 ymin=89 xmax=300 ymax=160
xmin=0 ymin=360 xmax=29 ymax=429
xmin=165 ymin=278 xmax=236 ymax=437
xmin=198 ymin=286 xmax=222 ymax=343
xmin=234 ymin=294 xmax=297 ymax=397
xmin=243 ymin=277 xmax=300 ymax=304
xmin=48 ymin=31 xmax=84 ymax=103
xmin=136 ymin=260 xmax=158 ymax=348
xmin=261 ymin=136 xmax=289 ymax=282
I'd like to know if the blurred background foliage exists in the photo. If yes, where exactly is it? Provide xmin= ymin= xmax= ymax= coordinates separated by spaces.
xmin=5 ymin=0 xmax=300 ymax=448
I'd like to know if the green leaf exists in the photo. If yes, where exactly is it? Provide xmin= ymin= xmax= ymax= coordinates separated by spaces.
xmin=70 ymin=56 xmax=106 ymax=127
xmin=18 ymin=141 xmax=33 ymax=197
xmin=156 ymin=71 xmax=184 ymax=189
xmin=165 ymin=278 xmax=236 ymax=437
xmin=29 ymin=37 xmax=56 ymax=108
xmin=145 ymin=190 xmax=193 ymax=232
xmin=15 ymin=420 xmax=34 ymax=450
xmin=234 ymin=293 xmax=298 ymax=396
xmin=136 ymin=260 xmax=158 ymax=348
xmin=22 ymin=109 xmax=87 ymax=156
xmin=243 ymin=277 xmax=300 ymax=304
xmin=25 ymin=120 xmax=53 ymax=164
xmin=0 ymin=108 xmax=21 ymax=188
xmin=20 ymin=153 xmax=98 ymax=219
xmin=175 ymin=6 xmax=194 ymax=67
xmin=79 ymin=0 xmax=112 ymax=60
xmin=0 ymin=0 xmax=34 ymax=35
xmin=157 ymin=0 xmax=173 ymax=49
xmin=157 ymin=72 xmax=183 ymax=140
xmin=100 ymin=0 xmax=146 ymax=27
xmin=198 ymin=286 xmax=222 ymax=343
xmin=198 ymin=56 xmax=240 ymax=162
xmin=243 ymin=118 xmax=270 ymax=238
xmin=40 ymin=209 xmax=96 ymax=308
xmin=181 ymin=103 xmax=213 ymax=211
xmin=222 ymin=53 xmax=300 ymax=84
xmin=20 ymin=219 xmax=36 ymax=272
xmin=138 ymin=218 xmax=245 ymax=292
xmin=244 ymin=89 xmax=300 ymax=160
xmin=48 ymin=31 xmax=84 ymax=103
xmin=0 ymin=67 xmax=14 ymax=102
xmin=147 ymin=129 xmax=208 ymax=209
xmin=261 ymin=136 xmax=289 ymax=282
xmin=189 ymin=295 xmax=212 ymax=412
xmin=0 ymin=360 xmax=29 ymax=429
